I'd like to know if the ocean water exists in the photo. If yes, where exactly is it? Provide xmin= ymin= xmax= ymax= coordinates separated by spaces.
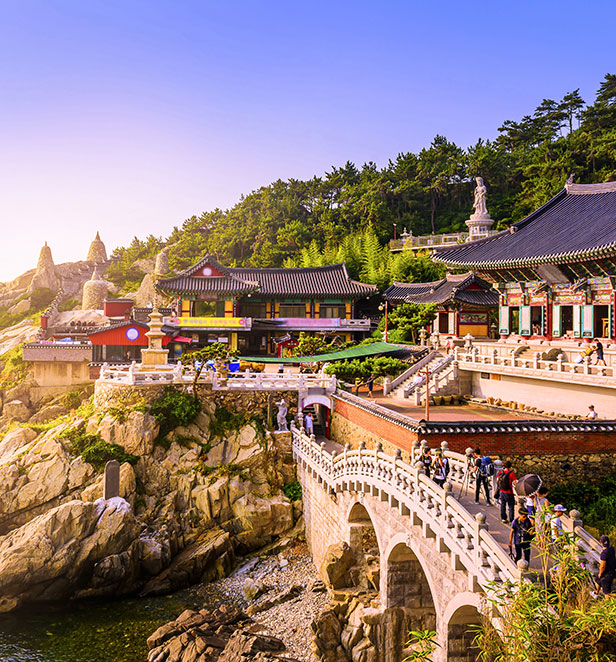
xmin=0 ymin=588 xmax=218 ymax=662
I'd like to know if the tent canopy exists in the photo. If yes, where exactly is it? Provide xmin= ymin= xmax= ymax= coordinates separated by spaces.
xmin=239 ymin=341 xmax=411 ymax=364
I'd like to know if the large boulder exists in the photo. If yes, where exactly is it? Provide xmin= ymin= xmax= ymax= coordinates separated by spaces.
xmin=3 ymin=400 xmax=32 ymax=422
xmin=98 ymin=411 xmax=159 ymax=455
xmin=29 ymin=404 xmax=68 ymax=424
xmin=0 ymin=497 xmax=139 ymax=612
xmin=320 ymin=541 xmax=357 ymax=590
xmin=0 ymin=426 xmax=37 ymax=462
xmin=231 ymin=494 xmax=293 ymax=552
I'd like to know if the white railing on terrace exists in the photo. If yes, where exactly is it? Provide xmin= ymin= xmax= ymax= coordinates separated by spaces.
xmin=98 ymin=362 xmax=336 ymax=392
xmin=389 ymin=230 xmax=500 ymax=251
xmin=384 ymin=349 xmax=435 ymax=395
xmin=291 ymin=425 xmax=602 ymax=588
xmin=455 ymin=346 xmax=616 ymax=384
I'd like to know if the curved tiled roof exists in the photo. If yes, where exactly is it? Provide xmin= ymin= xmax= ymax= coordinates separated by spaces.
xmin=158 ymin=258 xmax=377 ymax=298
xmin=383 ymin=273 xmax=498 ymax=307
xmin=434 ymin=182 xmax=616 ymax=269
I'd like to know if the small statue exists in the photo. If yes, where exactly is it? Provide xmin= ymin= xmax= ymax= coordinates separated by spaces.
xmin=276 ymin=398 xmax=289 ymax=432
xmin=471 ymin=177 xmax=489 ymax=219
xmin=566 ymin=173 xmax=575 ymax=186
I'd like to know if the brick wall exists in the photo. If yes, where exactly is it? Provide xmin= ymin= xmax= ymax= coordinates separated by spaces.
xmin=331 ymin=395 xmax=616 ymax=484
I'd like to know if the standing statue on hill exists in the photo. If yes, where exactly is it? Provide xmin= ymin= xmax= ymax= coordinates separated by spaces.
xmin=472 ymin=177 xmax=489 ymax=218
xmin=276 ymin=398 xmax=289 ymax=432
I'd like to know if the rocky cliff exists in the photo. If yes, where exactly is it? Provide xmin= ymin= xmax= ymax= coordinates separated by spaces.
xmin=0 ymin=392 xmax=301 ymax=614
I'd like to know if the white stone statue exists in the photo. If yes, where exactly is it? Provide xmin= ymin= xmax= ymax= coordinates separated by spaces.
xmin=276 ymin=398 xmax=289 ymax=432
xmin=471 ymin=177 xmax=489 ymax=219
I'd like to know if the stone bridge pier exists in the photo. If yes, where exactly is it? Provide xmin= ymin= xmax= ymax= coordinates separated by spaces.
xmin=299 ymin=460 xmax=484 ymax=662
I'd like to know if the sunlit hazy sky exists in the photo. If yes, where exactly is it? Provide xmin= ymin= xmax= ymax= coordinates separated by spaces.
xmin=1 ymin=0 xmax=614 ymax=281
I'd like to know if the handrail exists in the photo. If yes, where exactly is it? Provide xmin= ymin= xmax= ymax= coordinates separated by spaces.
xmin=292 ymin=425 xmax=603 ymax=590
xmin=405 ymin=353 xmax=455 ymax=397
xmin=385 ymin=349 xmax=435 ymax=394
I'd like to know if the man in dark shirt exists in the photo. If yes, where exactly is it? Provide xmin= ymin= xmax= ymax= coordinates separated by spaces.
xmin=473 ymin=447 xmax=492 ymax=505
xmin=509 ymin=509 xmax=534 ymax=564
xmin=498 ymin=461 xmax=518 ymax=523
xmin=597 ymin=534 xmax=616 ymax=595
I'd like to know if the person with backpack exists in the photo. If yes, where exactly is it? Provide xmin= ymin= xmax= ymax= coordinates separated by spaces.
xmin=509 ymin=508 xmax=534 ymax=564
xmin=497 ymin=460 xmax=517 ymax=523
xmin=432 ymin=449 xmax=449 ymax=487
xmin=473 ymin=447 xmax=493 ymax=506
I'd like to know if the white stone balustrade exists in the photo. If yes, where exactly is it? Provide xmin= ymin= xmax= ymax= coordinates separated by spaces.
xmin=292 ymin=424 xmax=602 ymax=590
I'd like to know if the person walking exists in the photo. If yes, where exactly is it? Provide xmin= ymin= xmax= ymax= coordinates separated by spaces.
xmin=420 ymin=448 xmax=432 ymax=479
xmin=497 ymin=461 xmax=517 ymax=523
xmin=366 ymin=375 xmax=375 ymax=398
xmin=509 ymin=509 xmax=534 ymax=564
xmin=594 ymin=338 xmax=606 ymax=366
xmin=550 ymin=504 xmax=567 ymax=552
xmin=432 ymin=450 xmax=449 ymax=487
xmin=473 ymin=447 xmax=493 ymax=505
xmin=304 ymin=412 xmax=314 ymax=435
xmin=586 ymin=405 xmax=598 ymax=420
xmin=596 ymin=535 xmax=616 ymax=595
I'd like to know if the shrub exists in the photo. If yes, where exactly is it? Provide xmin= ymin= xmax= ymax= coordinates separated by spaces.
xmin=149 ymin=387 xmax=201 ymax=437
xmin=0 ymin=345 xmax=28 ymax=388
xmin=282 ymin=480 xmax=302 ymax=501
xmin=58 ymin=426 xmax=138 ymax=471
xmin=63 ymin=390 xmax=82 ymax=410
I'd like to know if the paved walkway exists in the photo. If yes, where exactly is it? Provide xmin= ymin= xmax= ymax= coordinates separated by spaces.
xmin=314 ymin=436 xmax=543 ymax=571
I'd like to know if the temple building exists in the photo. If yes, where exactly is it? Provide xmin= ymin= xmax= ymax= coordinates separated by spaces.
xmin=383 ymin=273 xmax=498 ymax=338
xmin=156 ymin=257 xmax=377 ymax=355
xmin=434 ymin=181 xmax=616 ymax=341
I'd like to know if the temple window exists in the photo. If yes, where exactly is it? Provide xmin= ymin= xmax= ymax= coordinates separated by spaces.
xmin=320 ymin=304 xmax=346 ymax=318
xmin=279 ymin=303 xmax=306 ymax=318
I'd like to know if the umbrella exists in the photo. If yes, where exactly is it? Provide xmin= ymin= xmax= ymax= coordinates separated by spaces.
xmin=515 ymin=474 xmax=542 ymax=497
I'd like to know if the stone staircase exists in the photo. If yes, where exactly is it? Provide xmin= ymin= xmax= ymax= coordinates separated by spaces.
xmin=393 ymin=352 xmax=448 ymax=398
xmin=411 ymin=356 xmax=460 ymax=405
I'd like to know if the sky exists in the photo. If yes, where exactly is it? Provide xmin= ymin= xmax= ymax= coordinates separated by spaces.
xmin=0 ymin=0 xmax=614 ymax=281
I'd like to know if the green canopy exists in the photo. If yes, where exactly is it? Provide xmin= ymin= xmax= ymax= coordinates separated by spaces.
xmin=239 ymin=341 xmax=409 ymax=364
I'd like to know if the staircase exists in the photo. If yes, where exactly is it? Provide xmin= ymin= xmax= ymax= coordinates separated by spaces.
xmin=412 ymin=358 xmax=459 ymax=405
xmin=393 ymin=352 xmax=451 ymax=399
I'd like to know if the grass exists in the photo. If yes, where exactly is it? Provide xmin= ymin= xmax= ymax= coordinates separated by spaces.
xmin=57 ymin=425 xmax=138 ymax=472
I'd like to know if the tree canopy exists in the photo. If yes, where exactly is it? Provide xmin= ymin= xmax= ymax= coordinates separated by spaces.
xmin=108 ymin=74 xmax=616 ymax=292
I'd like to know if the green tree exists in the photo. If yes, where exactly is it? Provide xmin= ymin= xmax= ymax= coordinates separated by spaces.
xmin=382 ymin=303 xmax=437 ymax=344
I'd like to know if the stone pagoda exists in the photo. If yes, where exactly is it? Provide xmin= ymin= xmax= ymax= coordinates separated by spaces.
xmin=82 ymin=265 xmax=108 ymax=310
xmin=140 ymin=309 xmax=169 ymax=366
xmin=87 ymin=231 xmax=108 ymax=263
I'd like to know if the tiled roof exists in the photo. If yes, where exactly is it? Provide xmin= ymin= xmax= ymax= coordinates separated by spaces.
xmin=434 ymin=182 xmax=616 ymax=269
xmin=158 ymin=258 xmax=377 ymax=298
xmin=383 ymin=273 xmax=498 ymax=307
xmin=87 ymin=320 xmax=149 ymax=336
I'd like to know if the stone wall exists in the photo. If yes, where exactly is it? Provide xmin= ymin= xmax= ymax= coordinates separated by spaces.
xmin=331 ymin=395 xmax=616 ymax=485
xmin=93 ymin=380 xmax=298 ymax=423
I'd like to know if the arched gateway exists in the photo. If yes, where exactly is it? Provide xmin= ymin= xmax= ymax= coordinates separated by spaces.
xmin=293 ymin=423 xmax=601 ymax=662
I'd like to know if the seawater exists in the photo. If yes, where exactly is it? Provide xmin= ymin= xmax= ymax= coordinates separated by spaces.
xmin=0 ymin=587 xmax=220 ymax=662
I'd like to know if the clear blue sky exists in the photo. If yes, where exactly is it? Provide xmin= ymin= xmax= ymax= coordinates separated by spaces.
xmin=0 ymin=0 xmax=614 ymax=280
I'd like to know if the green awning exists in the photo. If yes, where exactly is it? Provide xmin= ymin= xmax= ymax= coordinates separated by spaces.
xmin=240 ymin=342 xmax=410 ymax=364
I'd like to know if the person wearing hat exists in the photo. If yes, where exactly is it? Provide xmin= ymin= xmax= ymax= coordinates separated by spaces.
xmin=596 ymin=535 xmax=616 ymax=595
xmin=550 ymin=504 xmax=567 ymax=551
xmin=432 ymin=449 xmax=449 ymax=487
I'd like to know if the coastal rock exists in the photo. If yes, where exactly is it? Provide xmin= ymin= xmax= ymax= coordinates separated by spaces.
xmin=0 ymin=426 xmax=37 ymax=462
xmin=81 ymin=462 xmax=136 ymax=504
xmin=0 ymin=497 xmax=139 ymax=612
xmin=29 ymin=403 xmax=68 ymax=424
xmin=3 ymin=399 xmax=32 ymax=422
xmin=98 ymin=410 xmax=159 ymax=455
xmin=232 ymin=494 xmax=294 ymax=552
xmin=320 ymin=542 xmax=356 ymax=590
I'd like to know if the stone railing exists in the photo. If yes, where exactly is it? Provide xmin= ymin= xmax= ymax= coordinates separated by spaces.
xmin=292 ymin=425 xmax=603 ymax=588
xmin=389 ymin=230 xmax=499 ymax=251
xmin=384 ymin=349 xmax=434 ymax=395
xmin=455 ymin=346 xmax=616 ymax=387
xmin=98 ymin=363 xmax=336 ymax=392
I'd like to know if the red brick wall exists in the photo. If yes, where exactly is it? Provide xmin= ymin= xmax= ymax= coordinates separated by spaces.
xmin=332 ymin=396 xmax=616 ymax=456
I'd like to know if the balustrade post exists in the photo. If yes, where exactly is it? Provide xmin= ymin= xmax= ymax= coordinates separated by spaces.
xmin=492 ymin=459 xmax=503 ymax=497
xmin=534 ymin=352 xmax=540 ymax=369
xmin=584 ymin=356 xmax=591 ymax=375
xmin=442 ymin=481 xmax=452 ymax=529
xmin=474 ymin=512 xmax=488 ymax=562
xmin=394 ymin=448 xmax=402 ymax=488
xmin=411 ymin=440 xmax=420 ymax=464
xmin=556 ymin=354 xmax=564 ymax=372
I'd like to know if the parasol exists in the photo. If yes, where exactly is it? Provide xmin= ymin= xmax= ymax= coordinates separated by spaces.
xmin=514 ymin=473 xmax=542 ymax=497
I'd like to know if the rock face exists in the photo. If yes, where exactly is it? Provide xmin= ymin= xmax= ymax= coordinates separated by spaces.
xmin=146 ymin=605 xmax=299 ymax=662
xmin=0 ymin=497 xmax=139 ymax=612
xmin=29 ymin=242 xmax=59 ymax=292
xmin=320 ymin=542 xmax=357 ymax=590
xmin=98 ymin=410 xmax=159 ymax=455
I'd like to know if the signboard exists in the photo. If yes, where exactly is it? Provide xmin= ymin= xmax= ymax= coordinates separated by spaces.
xmin=592 ymin=291 xmax=613 ymax=304
xmin=553 ymin=293 xmax=585 ymax=305
xmin=507 ymin=294 xmax=524 ymax=306
xmin=175 ymin=317 xmax=250 ymax=329
xmin=529 ymin=294 xmax=546 ymax=305
xmin=459 ymin=312 xmax=487 ymax=324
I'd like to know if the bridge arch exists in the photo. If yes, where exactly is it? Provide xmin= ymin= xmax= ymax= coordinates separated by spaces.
xmin=384 ymin=537 xmax=437 ymax=632
xmin=444 ymin=593 xmax=483 ymax=662
xmin=346 ymin=501 xmax=381 ymax=592
xmin=300 ymin=393 xmax=332 ymax=410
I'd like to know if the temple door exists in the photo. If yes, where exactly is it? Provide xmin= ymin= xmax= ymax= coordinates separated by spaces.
xmin=499 ymin=306 xmax=509 ymax=335
xmin=552 ymin=305 xmax=561 ymax=337
xmin=582 ymin=305 xmax=594 ymax=338
xmin=572 ymin=305 xmax=582 ymax=338
xmin=520 ymin=306 xmax=531 ymax=336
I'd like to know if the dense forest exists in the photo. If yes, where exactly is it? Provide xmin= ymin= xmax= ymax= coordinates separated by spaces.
xmin=109 ymin=74 xmax=616 ymax=292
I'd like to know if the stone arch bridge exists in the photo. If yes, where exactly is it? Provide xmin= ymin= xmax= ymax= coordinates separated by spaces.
xmin=292 ymin=423 xmax=601 ymax=662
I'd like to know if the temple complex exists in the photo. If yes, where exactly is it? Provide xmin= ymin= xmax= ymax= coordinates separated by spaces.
xmin=383 ymin=272 xmax=498 ymax=338
xmin=156 ymin=256 xmax=376 ymax=355
xmin=434 ymin=181 xmax=616 ymax=342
